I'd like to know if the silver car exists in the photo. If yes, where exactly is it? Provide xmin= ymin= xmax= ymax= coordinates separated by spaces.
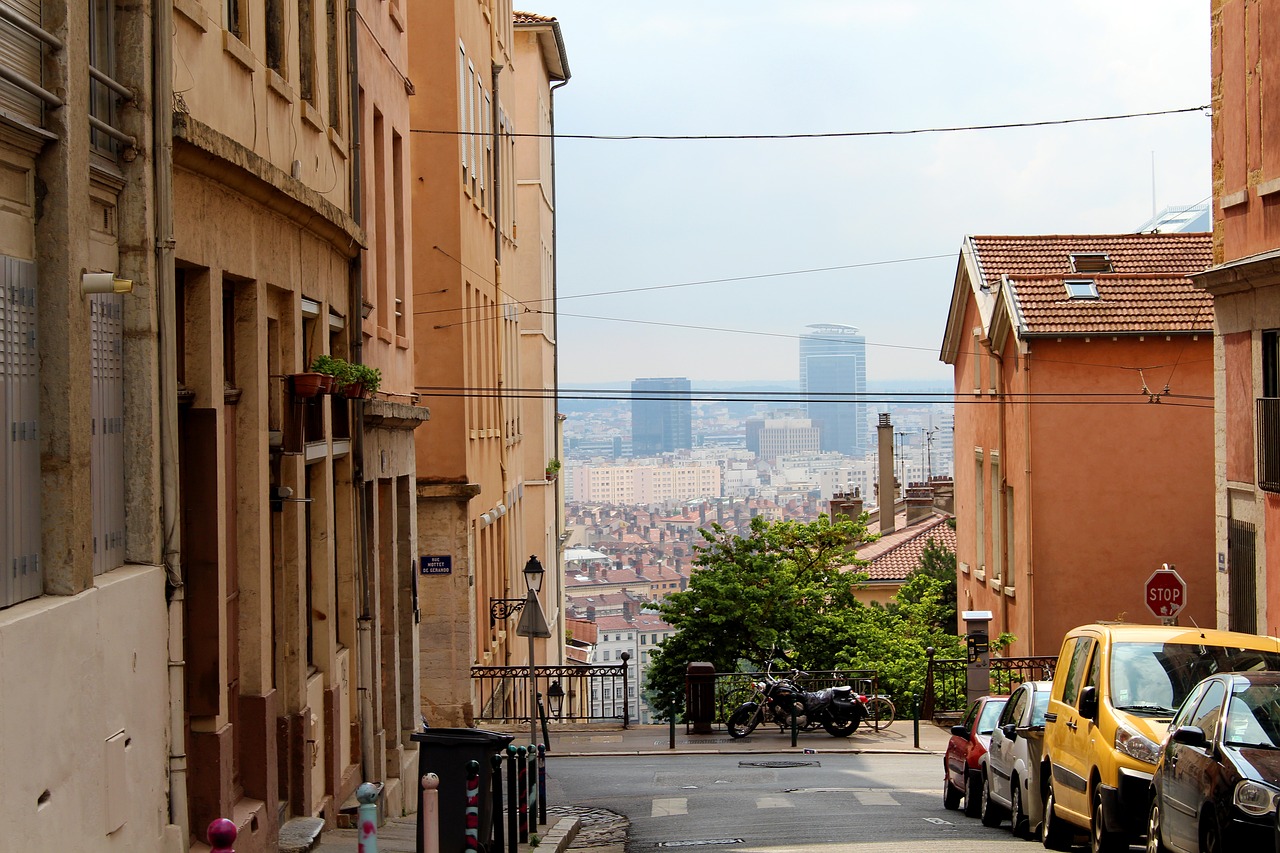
xmin=981 ymin=680 xmax=1052 ymax=837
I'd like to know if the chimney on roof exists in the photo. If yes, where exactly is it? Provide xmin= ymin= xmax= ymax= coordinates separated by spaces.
xmin=931 ymin=477 xmax=955 ymax=515
xmin=877 ymin=413 xmax=896 ymax=534
xmin=588 ymin=565 xmax=597 ymax=579
xmin=622 ymin=600 xmax=634 ymax=621
xmin=635 ymin=564 xmax=643 ymax=578
xmin=906 ymin=485 xmax=933 ymax=525
xmin=829 ymin=488 xmax=864 ymax=524
xmin=586 ymin=605 xmax=596 ymax=621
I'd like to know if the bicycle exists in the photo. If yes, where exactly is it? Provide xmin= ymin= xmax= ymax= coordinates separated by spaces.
xmin=864 ymin=694 xmax=896 ymax=731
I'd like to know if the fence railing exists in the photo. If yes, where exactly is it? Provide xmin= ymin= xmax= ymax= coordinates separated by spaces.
xmin=705 ymin=668 xmax=879 ymax=731
xmin=922 ymin=649 xmax=1057 ymax=720
xmin=472 ymin=663 xmax=631 ymax=726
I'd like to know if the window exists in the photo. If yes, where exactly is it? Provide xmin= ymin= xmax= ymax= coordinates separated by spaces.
xmin=266 ymin=0 xmax=285 ymax=73
xmin=1059 ymin=638 xmax=1094 ymax=706
xmin=1065 ymin=279 xmax=1099 ymax=300
xmin=89 ymin=0 xmax=117 ymax=157
xmin=640 ymin=635 xmax=646 ymax=645
xmin=226 ymin=0 xmax=247 ymax=40
xmin=299 ymin=0 xmax=316 ymax=104
xmin=1 ymin=257 xmax=40 ymax=608
xmin=602 ymin=650 xmax=609 ymax=661
xmin=0 ymin=0 xmax=43 ymax=127
xmin=974 ymin=450 xmax=985 ymax=576
xmin=325 ymin=0 xmax=341 ymax=131
xmin=1189 ymin=680 xmax=1227 ymax=738
xmin=1070 ymin=253 xmax=1113 ymax=274
xmin=991 ymin=455 xmax=1002 ymax=584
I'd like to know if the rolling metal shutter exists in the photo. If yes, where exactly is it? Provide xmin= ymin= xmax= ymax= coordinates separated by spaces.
xmin=0 ymin=0 xmax=44 ymax=127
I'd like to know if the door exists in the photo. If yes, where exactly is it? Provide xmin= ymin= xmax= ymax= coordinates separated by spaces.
xmin=1162 ymin=678 xmax=1226 ymax=851
xmin=989 ymin=686 xmax=1026 ymax=806
xmin=1048 ymin=635 xmax=1096 ymax=823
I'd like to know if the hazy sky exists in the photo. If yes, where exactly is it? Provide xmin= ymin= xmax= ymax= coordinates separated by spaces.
xmin=542 ymin=1 xmax=1210 ymax=387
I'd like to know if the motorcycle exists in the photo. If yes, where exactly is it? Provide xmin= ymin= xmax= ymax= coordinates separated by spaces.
xmin=726 ymin=667 xmax=866 ymax=739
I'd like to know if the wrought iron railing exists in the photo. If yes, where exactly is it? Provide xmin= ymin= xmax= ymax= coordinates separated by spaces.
xmin=922 ymin=649 xmax=1056 ymax=720
xmin=472 ymin=663 xmax=631 ymax=726
xmin=1258 ymin=398 xmax=1280 ymax=492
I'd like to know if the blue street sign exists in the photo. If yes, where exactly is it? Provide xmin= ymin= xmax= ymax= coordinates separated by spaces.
xmin=419 ymin=555 xmax=452 ymax=575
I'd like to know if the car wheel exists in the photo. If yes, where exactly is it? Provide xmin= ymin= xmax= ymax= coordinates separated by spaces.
xmin=1040 ymin=780 xmax=1072 ymax=851
xmin=981 ymin=772 xmax=1005 ymax=827
xmin=1009 ymin=775 xmax=1029 ymax=838
xmin=943 ymin=775 xmax=963 ymax=811
xmin=1199 ymin=812 xmax=1222 ymax=853
xmin=1091 ymin=790 xmax=1126 ymax=853
xmin=964 ymin=770 xmax=982 ymax=818
xmin=1146 ymin=793 xmax=1171 ymax=853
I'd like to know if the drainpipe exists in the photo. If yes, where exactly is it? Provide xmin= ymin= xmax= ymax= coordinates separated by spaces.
xmin=989 ymin=343 xmax=1009 ymax=641
xmin=346 ymin=0 xmax=376 ymax=785
xmin=154 ymin=0 xmax=189 ymax=839
xmin=550 ymin=76 xmax=568 ymax=664
xmin=492 ymin=62 xmax=502 ymax=265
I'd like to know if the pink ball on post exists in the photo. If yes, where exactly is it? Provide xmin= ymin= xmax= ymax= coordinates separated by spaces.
xmin=207 ymin=818 xmax=237 ymax=852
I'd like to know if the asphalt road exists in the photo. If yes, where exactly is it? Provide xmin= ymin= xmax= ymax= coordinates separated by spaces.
xmin=546 ymin=751 xmax=1123 ymax=852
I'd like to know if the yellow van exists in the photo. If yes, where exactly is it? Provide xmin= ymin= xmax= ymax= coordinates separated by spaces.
xmin=1040 ymin=623 xmax=1280 ymax=851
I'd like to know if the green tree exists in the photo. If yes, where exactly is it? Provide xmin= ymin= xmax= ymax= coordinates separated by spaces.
xmin=645 ymin=514 xmax=872 ymax=716
xmin=890 ymin=531 xmax=958 ymax=633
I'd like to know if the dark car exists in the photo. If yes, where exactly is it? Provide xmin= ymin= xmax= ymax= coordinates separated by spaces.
xmin=944 ymin=694 xmax=1009 ymax=818
xmin=1147 ymin=671 xmax=1280 ymax=853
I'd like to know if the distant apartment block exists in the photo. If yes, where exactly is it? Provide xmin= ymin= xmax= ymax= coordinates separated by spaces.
xmin=746 ymin=416 xmax=822 ymax=461
xmin=631 ymin=377 xmax=693 ymax=454
xmin=569 ymin=462 xmax=722 ymax=504
xmin=800 ymin=325 xmax=868 ymax=456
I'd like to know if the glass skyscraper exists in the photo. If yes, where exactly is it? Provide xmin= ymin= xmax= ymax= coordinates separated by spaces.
xmin=799 ymin=324 xmax=867 ymax=457
xmin=630 ymin=377 xmax=693 ymax=455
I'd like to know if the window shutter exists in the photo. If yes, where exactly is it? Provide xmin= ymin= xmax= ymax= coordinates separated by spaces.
xmin=2 ymin=256 xmax=40 ymax=606
xmin=90 ymin=292 xmax=125 ymax=576
xmin=0 ymin=0 xmax=44 ymax=127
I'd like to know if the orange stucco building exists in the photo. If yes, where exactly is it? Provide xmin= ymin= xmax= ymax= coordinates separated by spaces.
xmin=941 ymin=234 xmax=1216 ymax=655
xmin=1192 ymin=1 xmax=1280 ymax=637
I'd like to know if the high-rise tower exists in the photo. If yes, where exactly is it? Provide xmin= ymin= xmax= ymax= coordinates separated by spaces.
xmin=799 ymin=324 xmax=867 ymax=456
xmin=631 ymin=377 xmax=693 ymax=455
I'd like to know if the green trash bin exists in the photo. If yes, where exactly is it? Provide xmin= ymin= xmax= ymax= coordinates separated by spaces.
xmin=411 ymin=728 xmax=515 ymax=853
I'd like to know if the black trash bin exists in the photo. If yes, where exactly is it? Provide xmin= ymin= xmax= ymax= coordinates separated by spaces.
xmin=686 ymin=661 xmax=716 ymax=734
xmin=411 ymin=727 xmax=515 ymax=853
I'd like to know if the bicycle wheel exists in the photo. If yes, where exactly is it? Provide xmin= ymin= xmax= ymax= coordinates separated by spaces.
xmin=867 ymin=696 xmax=895 ymax=730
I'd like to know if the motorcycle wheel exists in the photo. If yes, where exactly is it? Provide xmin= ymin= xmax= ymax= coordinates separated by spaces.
xmin=727 ymin=706 xmax=762 ymax=739
xmin=822 ymin=717 xmax=859 ymax=737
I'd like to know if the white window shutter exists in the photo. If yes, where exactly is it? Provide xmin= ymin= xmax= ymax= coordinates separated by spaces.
xmin=2 ymin=256 xmax=40 ymax=606
xmin=90 ymin=292 xmax=125 ymax=576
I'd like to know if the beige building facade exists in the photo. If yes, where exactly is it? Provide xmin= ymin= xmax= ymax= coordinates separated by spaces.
xmin=571 ymin=462 xmax=724 ymax=505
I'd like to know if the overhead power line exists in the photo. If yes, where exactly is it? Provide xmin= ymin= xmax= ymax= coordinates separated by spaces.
xmin=410 ymin=105 xmax=1210 ymax=142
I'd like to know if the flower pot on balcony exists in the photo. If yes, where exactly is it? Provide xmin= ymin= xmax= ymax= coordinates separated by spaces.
xmin=290 ymin=372 xmax=327 ymax=399
xmin=342 ymin=381 xmax=368 ymax=399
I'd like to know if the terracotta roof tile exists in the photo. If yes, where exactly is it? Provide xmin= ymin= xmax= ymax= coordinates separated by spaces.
xmin=1006 ymin=274 xmax=1213 ymax=335
xmin=969 ymin=234 xmax=1212 ymax=285
xmin=513 ymin=11 xmax=557 ymax=24
xmin=850 ymin=514 xmax=956 ymax=582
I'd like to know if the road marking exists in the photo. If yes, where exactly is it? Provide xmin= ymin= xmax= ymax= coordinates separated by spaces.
xmin=652 ymin=798 xmax=688 ymax=817
xmin=755 ymin=796 xmax=793 ymax=809
xmin=657 ymin=840 xmax=743 ymax=848
xmin=854 ymin=791 xmax=899 ymax=807
xmin=923 ymin=817 xmax=954 ymax=826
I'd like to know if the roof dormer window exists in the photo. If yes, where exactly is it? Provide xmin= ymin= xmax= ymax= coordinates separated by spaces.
xmin=1065 ymin=279 xmax=1099 ymax=300
xmin=1070 ymin=253 xmax=1113 ymax=273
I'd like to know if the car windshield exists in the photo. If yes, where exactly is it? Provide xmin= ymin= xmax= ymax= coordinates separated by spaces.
xmin=1030 ymin=690 xmax=1050 ymax=726
xmin=1223 ymin=682 xmax=1280 ymax=749
xmin=1110 ymin=642 xmax=1280 ymax=717
xmin=977 ymin=699 xmax=1007 ymax=735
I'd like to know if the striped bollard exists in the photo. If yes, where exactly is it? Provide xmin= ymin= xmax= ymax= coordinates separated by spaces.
xmin=537 ymin=743 xmax=547 ymax=826
xmin=464 ymin=760 xmax=481 ymax=851
xmin=421 ymin=773 xmax=440 ymax=853
xmin=490 ymin=753 xmax=505 ymax=853
xmin=517 ymin=745 xmax=529 ymax=842
xmin=357 ymin=782 xmax=380 ymax=853
xmin=207 ymin=818 xmax=236 ymax=853
xmin=506 ymin=746 xmax=518 ymax=853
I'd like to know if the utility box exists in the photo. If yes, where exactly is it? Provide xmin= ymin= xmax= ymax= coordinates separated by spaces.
xmin=686 ymin=662 xmax=717 ymax=734
xmin=411 ymin=727 xmax=514 ymax=853
xmin=963 ymin=610 xmax=994 ymax=707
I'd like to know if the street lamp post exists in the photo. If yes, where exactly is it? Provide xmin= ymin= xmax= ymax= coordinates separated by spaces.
xmin=515 ymin=555 xmax=549 ymax=749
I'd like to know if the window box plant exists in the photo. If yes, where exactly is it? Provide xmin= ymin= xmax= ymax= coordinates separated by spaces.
xmin=545 ymin=458 xmax=561 ymax=481
xmin=340 ymin=363 xmax=382 ymax=399
xmin=308 ymin=354 xmax=345 ymax=394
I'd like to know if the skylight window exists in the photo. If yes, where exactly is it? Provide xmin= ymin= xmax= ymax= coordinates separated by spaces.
xmin=1065 ymin=279 xmax=1099 ymax=300
xmin=1070 ymin=253 xmax=1113 ymax=273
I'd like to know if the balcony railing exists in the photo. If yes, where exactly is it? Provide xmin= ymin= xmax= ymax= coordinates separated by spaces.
xmin=1258 ymin=398 xmax=1280 ymax=492
xmin=472 ymin=663 xmax=631 ymax=726
xmin=922 ymin=649 xmax=1056 ymax=720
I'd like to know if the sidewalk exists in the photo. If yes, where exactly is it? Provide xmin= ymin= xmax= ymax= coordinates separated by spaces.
xmin=309 ymin=720 xmax=951 ymax=853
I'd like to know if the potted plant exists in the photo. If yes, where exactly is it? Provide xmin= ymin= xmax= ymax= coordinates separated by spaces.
xmin=545 ymin=458 xmax=561 ymax=481
xmin=341 ymin=363 xmax=381 ymax=398
xmin=309 ymin=354 xmax=346 ymax=394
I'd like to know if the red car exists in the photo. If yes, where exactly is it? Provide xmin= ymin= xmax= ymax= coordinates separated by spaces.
xmin=943 ymin=695 xmax=1009 ymax=817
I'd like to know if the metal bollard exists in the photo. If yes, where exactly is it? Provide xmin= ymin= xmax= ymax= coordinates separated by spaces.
xmin=912 ymin=693 xmax=921 ymax=750
xmin=208 ymin=818 xmax=236 ymax=853
xmin=537 ymin=743 xmax=547 ymax=826
xmin=669 ymin=710 xmax=676 ymax=750
xmin=421 ymin=773 xmax=440 ymax=853
xmin=527 ymin=744 xmax=538 ymax=829
xmin=506 ymin=746 xmax=518 ymax=853
xmin=490 ymin=753 xmax=505 ymax=853
xmin=517 ymin=745 xmax=529 ymax=842
xmin=791 ymin=711 xmax=798 ymax=748
xmin=357 ymin=782 xmax=381 ymax=853
xmin=464 ymin=760 xmax=481 ymax=851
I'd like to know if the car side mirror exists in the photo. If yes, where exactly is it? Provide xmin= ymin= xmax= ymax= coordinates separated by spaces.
xmin=1001 ymin=723 xmax=1017 ymax=740
xmin=1078 ymin=686 xmax=1098 ymax=721
xmin=1170 ymin=725 xmax=1208 ymax=749
xmin=951 ymin=724 xmax=969 ymax=737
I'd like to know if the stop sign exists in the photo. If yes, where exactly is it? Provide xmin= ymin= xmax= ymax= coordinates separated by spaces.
xmin=1145 ymin=567 xmax=1187 ymax=619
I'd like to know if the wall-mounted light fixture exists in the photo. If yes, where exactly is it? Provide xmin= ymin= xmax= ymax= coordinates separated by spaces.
xmin=270 ymin=484 xmax=312 ymax=512
xmin=82 ymin=271 xmax=134 ymax=295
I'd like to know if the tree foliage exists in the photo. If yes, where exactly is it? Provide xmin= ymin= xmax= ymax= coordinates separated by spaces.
xmin=645 ymin=516 xmax=965 ymax=719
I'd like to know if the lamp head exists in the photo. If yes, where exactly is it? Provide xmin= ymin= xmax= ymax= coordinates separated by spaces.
xmin=523 ymin=555 xmax=544 ymax=593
